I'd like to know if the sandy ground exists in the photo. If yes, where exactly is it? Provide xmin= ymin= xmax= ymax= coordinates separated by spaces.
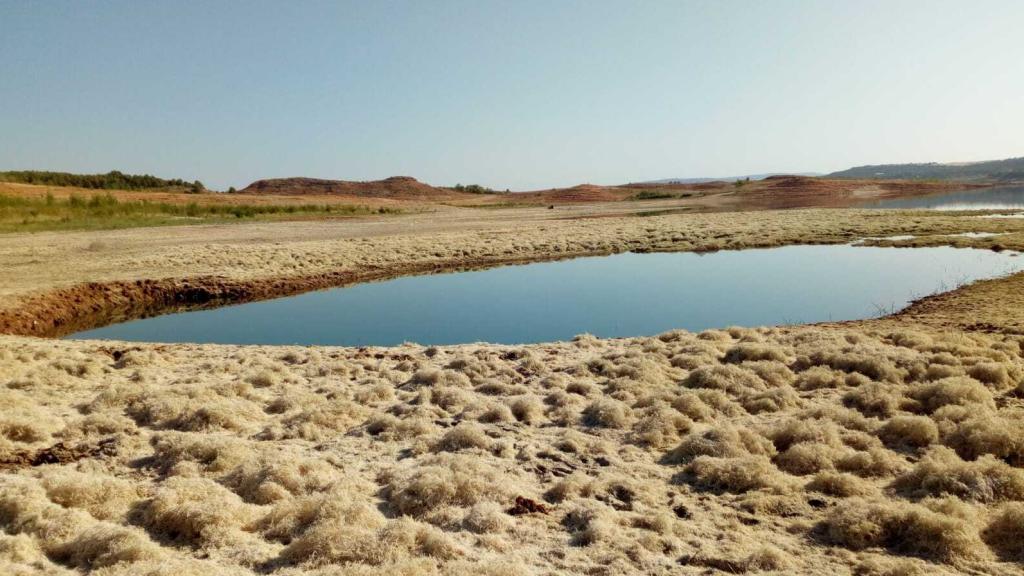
xmin=3 ymin=204 xmax=1024 ymax=575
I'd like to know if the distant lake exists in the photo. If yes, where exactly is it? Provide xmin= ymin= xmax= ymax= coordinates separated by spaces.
xmin=66 ymin=245 xmax=1021 ymax=346
xmin=864 ymin=185 xmax=1024 ymax=210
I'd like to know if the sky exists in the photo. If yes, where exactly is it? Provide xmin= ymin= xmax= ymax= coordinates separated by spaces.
xmin=1 ymin=1 xmax=1022 ymax=191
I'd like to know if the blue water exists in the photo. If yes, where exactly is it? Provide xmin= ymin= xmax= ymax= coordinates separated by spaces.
xmin=865 ymin=185 xmax=1024 ymax=210
xmin=66 ymin=245 xmax=1022 ymax=346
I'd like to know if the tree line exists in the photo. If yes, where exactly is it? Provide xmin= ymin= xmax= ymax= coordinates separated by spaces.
xmin=0 ymin=170 xmax=205 ymax=191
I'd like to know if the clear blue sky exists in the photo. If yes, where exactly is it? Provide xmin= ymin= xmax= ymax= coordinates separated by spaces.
xmin=2 ymin=1 xmax=1022 ymax=191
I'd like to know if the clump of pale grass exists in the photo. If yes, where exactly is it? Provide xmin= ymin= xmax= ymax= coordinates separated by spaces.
xmin=806 ymin=471 xmax=877 ymax=497
xmin=434 ymin=423 xmax=492 ymax=453
xmin=836 ymin=447 xmax=907 ymax=478
xmin=150 ymin=431 xmax=251 ymax=475
xmin=581 ymin=398 xmax=633 ymax=428
xmin=562 ymin=501 xmax=615 ymax=546
xmin=795 ymin=366 xmax=847 ymax=390
xmin=906 ymin=377 xmax=994 ymax=414
xmin=893 ymin=446 xmax=1024 ymax=502
xmin=802 ymin=350 xmax=903 ymax=382
xmin=741 ymin=386 xmax=800 ymax=414
xmin=222 ymin=453 xmax=339 ymax=504
xmin=0 ymin=475 xmax=163 ymax=571
xmin=774 ymin=442 xmax=844 ymax=475
xmin=385 ymin=454 xmax=512 ymax=518
xmin=365 ymin=414 xmax=435 ymax=441
xmin=683 ymin=364 xmax=765 ymax=396
xmin=0 ymin=389 xmax=62 ymax=450
xmin=684 ymin=455 xmax=787 ymax=493
xmin=462 ymin=501 xmax=511 ymax=534
xmin=140 ymin=477 xmax=257 ymax=547
xmin=843 ymin=382 xmax=900 ymax=418
xmin=51 ymin=524 xmax=163 ymax=570
xmin=943 ymin=413 xmax=1024 ymax=464
xmin=628 ymin=404 xmax=692 ymax=449
xmin=769 ymin=419 xmax=843 ymax=451
xmin=982 ymin=502 xmax=1024 ymax=561
xmin=669 ymin=392 xmax=713 ymax=421
xmin=663 ymin=424 xmax=775 ymax=464
xmin=723 ymin=343 xmax=787 ymax=364
xmin=877 ymin=416 xmax=938 ymax=449
xmin=820 ymin=498 xmax=988 ymax=564
xmin=508 ymin=395 xmax=545 ymax=425
xmin=282 ymin=513 xmax=460 ymax=566
xmin=38 ymin=468 xmax=140 ymax=521
xmin=967 ymin=362 xmax=1018 ymax=391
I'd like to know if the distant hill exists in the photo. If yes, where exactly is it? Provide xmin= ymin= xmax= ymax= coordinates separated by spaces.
xmin=828 ymin=157 xmax=1024 ymax=182
xmin=642 ymin=172 xmax=822 ymax=184
xmin=238 ymin=176 xmax=462 ymax=199
xmin=0 ymin=170 xmax=202 ymax=191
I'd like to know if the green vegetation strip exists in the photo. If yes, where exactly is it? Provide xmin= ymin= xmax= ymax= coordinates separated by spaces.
xmin=0 ymin=193 xmax=397 ymax=233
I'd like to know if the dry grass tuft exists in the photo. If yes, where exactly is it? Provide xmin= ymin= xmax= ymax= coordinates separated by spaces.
xmin=820 ymin=498 xmax=988 ymax=564
xmin=943 ymin=413 xmax=1024 ymax=464
xmin=982 ymin=503 xmax=1024 ymax=561
xmin=581 ymin=398 xmax=633 ymax=428
xmin=893 ymin=446 xmax=1024 ymax=502
xmin=907 ymin=377 xmax=994 ymax=414
xmin=140 ymin=477 xmax=256 ymax=547
xmin=0 ymin=389 xmax=62 ymax=450
xmin=664 ymin=424 xmax=774 ymax=464
xmin=877 ymin=416 xmax=938 ymax=449
xmin=683 ymin=455 xmax=787 ymax=493
xmin=806 ymin=471 xmax=876 ymax=497
xmin=385 ymin=455 xmax=513 ymax=518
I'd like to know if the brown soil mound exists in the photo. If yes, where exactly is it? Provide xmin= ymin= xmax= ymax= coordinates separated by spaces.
xmin=239 ymin=176 xmax=459 ymax=199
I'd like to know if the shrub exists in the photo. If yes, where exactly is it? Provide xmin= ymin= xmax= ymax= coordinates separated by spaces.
xmin=723 ymin=343 xmax=787 ymax=364
xmin=893 ymin=446 xmax=1024 ymax=502
xmin=843 ymin=382 xmax=900 ymax=418
xmin=386 ymin=455 xmax=511 ymax=518
xmin=434 ymin=423 xmax=492 ymax=453
xmin=983 ymin=503 xmax=1024 ymax=561
xmin=943 ymin=414 xmax=1024 ymax=464
xmin=664 ymin=424 xmax=775 ymax=464
xmin=806 ymin=471 xmax=876 ymax=497
xmin=877 ymin=416 xmax=938 ymax=449
xmin=907 ymin=377 xmax=994 ymax=414
xmin=684 ymin=456 xmax=785 ymax=493
xmin=140 ymin=477 xmax=255 ymax=546
xmin=775 ymin=442 xmax=842 ymax=475
xmin=684 ymin=364 xmax=765 ymax=395
xmin=581 ymin=398 xmax=632 ymax=428
xmin=820 ymin=499 xmax=987 ymax=563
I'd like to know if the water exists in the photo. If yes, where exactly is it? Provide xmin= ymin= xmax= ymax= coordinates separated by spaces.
xmin=66 ymin=245 xmax=1021 ymax=346
xmin=865 ymin=185 xmax=1024 ymax=210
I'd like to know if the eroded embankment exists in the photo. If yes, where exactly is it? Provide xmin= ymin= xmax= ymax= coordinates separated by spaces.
xmin=2 ymin=250 xmax=651 ymax=338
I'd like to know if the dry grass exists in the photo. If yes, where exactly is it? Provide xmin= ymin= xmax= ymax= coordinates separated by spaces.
xmin=3 ymin=206 xmax=1024 ymax=574
xmin=3 ymin=320 xmax=1024 ymax=573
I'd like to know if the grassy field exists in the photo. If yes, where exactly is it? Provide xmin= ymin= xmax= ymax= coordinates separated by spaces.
xmin=2 ymin=205 xmax=1024 ymax=575
xmin=0 ymin=192 xmax=397 ymax=233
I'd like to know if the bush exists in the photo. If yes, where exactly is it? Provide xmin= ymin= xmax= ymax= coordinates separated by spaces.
xmin=878 ymin=416 xmax=938 ymax=449
xmin=893 ymin=446 xmax=1024 ymax=502
xmin=821 ymin=499 xmax=987 ymax=563
xmin=684 ymin=455 xmax=785 ymax=493
xmin=983 ymin=503 xmax=1024 ymax=561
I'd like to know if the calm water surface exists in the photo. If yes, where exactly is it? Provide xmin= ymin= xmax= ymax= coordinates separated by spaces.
xmin=67 ymin=245 xmax=1021 ymax=346
xmin=865 ymin=185 xmax=1024 ymax=210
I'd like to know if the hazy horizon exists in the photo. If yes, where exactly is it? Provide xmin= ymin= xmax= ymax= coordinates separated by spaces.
xmin=2 ymin=0 xmax=1023 ymax=190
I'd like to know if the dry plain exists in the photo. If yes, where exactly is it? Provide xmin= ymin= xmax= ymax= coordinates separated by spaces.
xmin=3 ymin=195 xmax=1024 ymax=575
